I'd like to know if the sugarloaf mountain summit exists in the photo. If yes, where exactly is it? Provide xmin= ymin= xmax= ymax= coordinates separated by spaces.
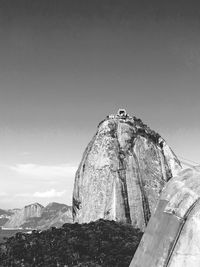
xmin=73 ymin=109 xmax=181 ymax=231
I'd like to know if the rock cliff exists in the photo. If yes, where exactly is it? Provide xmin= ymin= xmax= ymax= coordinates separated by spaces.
xmin=4 ymin=203 xmax=44 ymax=229
xmin=0 ymin=209 xmax=14 ymax=226
xmin=73 ymin=109 xmax=181 ymax=230
xmin=3 ymin=202 xmax=72 ymax=229
xmin=24 ymin=203 xmax=43 ymax=219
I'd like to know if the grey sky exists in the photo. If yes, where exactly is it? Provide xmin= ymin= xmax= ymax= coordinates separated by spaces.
xmin=0 ymin=0 xmax=200 ymax=208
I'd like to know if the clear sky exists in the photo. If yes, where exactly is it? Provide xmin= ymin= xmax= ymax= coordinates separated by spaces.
xmin=0 ymin=0 xmax=200 ymax=209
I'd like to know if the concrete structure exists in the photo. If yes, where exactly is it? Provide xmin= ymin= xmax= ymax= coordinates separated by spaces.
xmin=130 ymin=167 xmax=200 ymax=267
xmin=117 ymin=108 xmax=128 ymax=118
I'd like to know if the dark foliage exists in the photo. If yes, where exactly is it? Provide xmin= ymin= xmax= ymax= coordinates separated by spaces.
xmin=0 ymin=219 xmax=143 ymax=267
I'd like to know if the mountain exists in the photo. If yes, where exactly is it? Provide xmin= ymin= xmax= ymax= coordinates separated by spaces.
xmin=73 ymin=109 xmax=182 ymax=230
xmin=3 ymin=202 xmax=72 ymax=230
xmin=3 ymin=203 xmax=44 ymax=229
xmin=23 ymin=202 xmax=73 ymax=230
xmin=0 ymin=209 xmax=13 ymax=216
xmin=0 ymin=209 xmax=14 ymax=226
xmin=24 ymin=203 xmax=43 ymax=219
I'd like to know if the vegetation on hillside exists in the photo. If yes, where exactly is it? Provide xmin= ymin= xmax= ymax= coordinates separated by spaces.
xmin=0 ymin=219 xmax=143 ymax=267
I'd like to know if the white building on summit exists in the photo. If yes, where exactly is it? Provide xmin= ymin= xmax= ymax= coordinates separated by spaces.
xmin=117 ymin=108 xmax=127 ymax=117
xmin=108 ymin=109 xmax=129 ymax=119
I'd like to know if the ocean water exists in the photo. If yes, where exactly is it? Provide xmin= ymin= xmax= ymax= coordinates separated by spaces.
xmin=0 ymin=228 xmax=30 ymax=243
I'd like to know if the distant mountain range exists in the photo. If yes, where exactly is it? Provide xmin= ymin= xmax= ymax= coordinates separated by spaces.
xmin=0 ymin=202 xmax=72 ymax=230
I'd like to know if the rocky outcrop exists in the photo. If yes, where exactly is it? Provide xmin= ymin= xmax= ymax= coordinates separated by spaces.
xmin=73 ymin=110 xmax=181 ymax=230
xmin=36 ymin=202 xmax=73 ymax=230
xmin=130 ymin=167 xmax=200 ymax=267
xmin=24 ymin=203 xmax=43 ymax=219
xmin=4 ymin=203 xmax=44 ymax=229
xmin=0 ymin=209 xmax=14 ymax=226
xmin=3 ymin=202 xmax=72 ymax=229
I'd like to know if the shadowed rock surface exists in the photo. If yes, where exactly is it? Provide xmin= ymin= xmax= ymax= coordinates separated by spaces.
xmin=73 ymin=110 xmax=181 ymax=230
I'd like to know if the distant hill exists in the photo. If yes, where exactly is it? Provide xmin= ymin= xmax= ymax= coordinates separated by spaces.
xmin=0 ymin=209 xmax=13 ymax=216
xmin=2 ymin=202 xmax=72 ymax=230
xmin=0 ymin=209 xmax=14 ymax=226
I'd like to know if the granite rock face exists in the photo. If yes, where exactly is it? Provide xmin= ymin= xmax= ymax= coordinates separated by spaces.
xmin=73 ymin=110 xmax=181 ymax=230
xmin=24 ymin=203 xmax=44 ymax=219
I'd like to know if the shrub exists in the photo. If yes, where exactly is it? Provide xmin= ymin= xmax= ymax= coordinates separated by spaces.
xmin=0 ymin=219 xmax=143 ymax=267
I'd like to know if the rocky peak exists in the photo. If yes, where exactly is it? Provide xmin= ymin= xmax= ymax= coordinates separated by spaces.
xmin=3 ymin=202 xmax=72 ymax=229
xmin=100 ymin=109 xmax=162 ymax=145
xmin=42 ymin=202 xmax=71 ymax=218
xmin=23 ymin=203 xmax=44 ymax=219
xmin=45 ymin=202 xmax=70 ymax=210
xmin=73 ymin=110 xmax=182 ymax=231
